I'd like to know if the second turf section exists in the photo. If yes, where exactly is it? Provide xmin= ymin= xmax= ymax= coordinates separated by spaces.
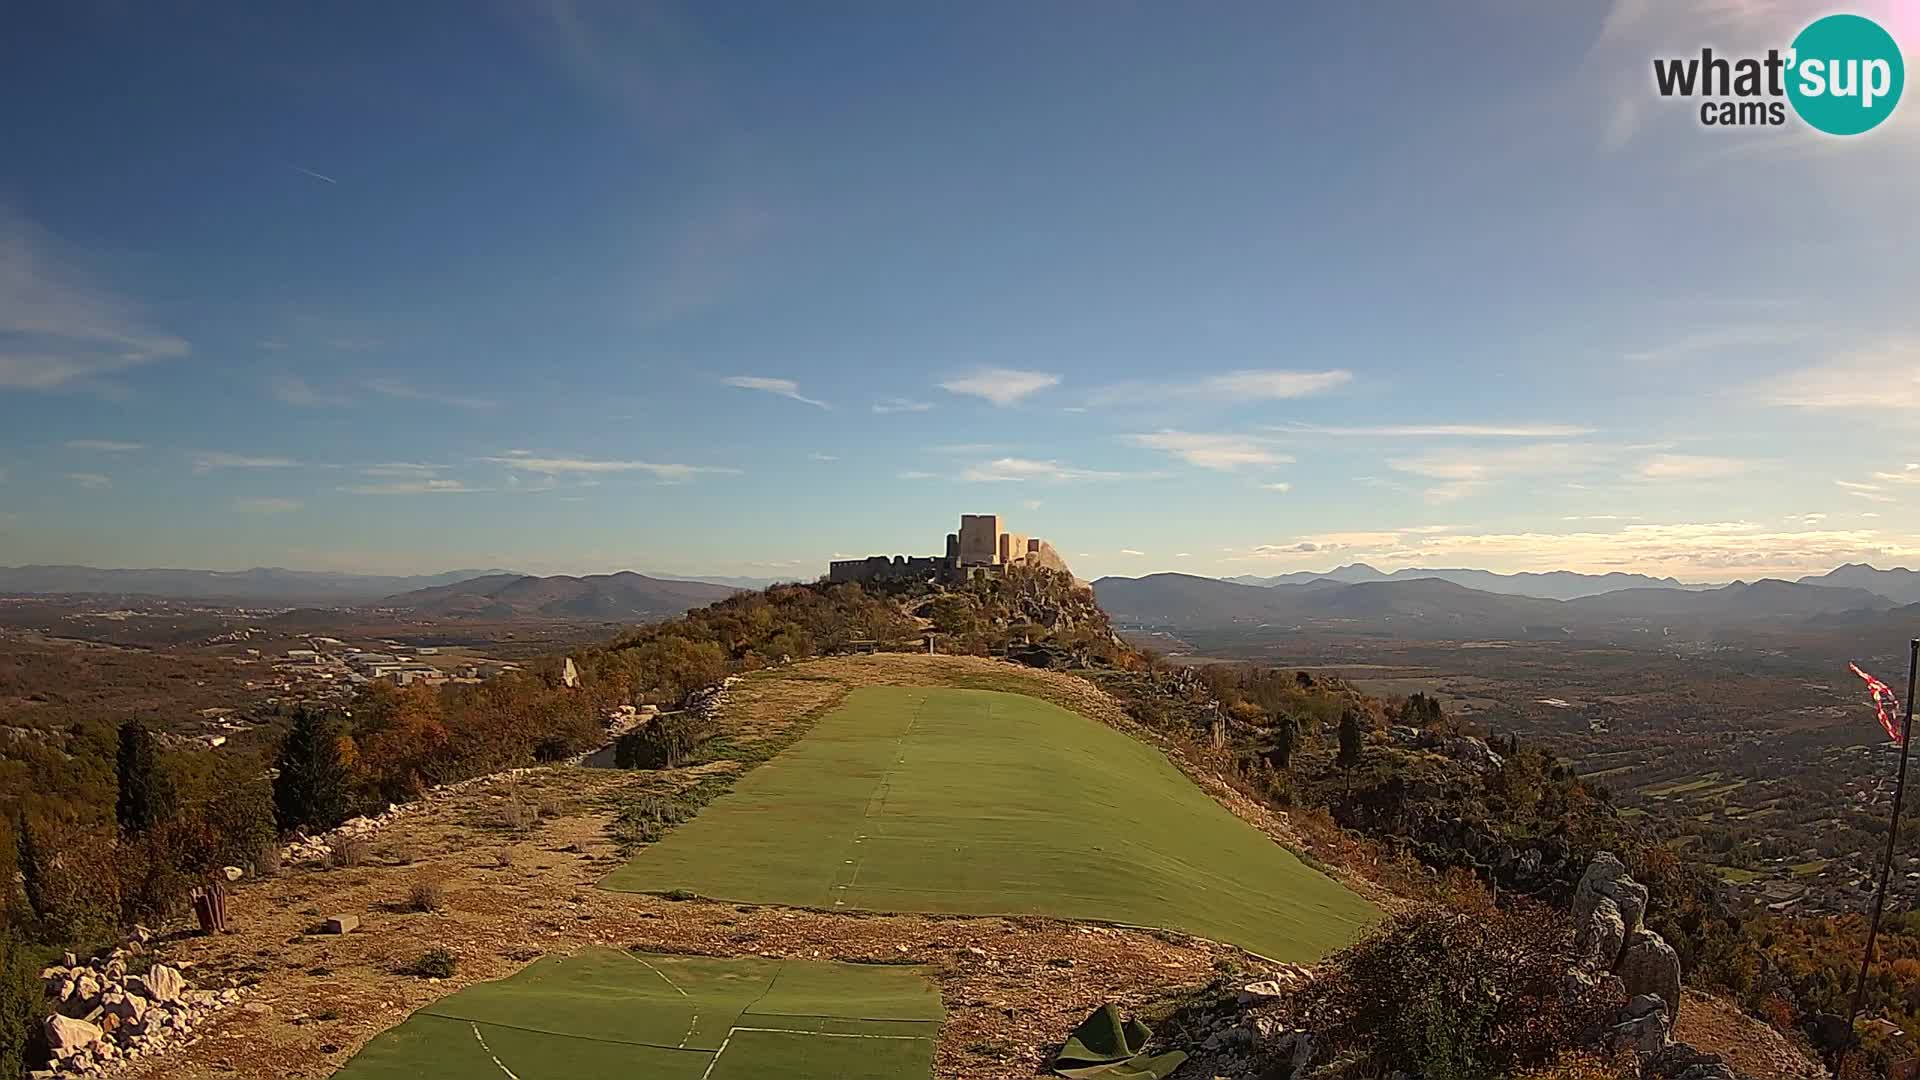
xmin=603 ymin=686 xmax=1377 ymax=961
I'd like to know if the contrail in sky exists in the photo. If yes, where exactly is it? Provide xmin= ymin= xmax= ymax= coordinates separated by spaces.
xmin=290 ymin=165 xmax=338 ymax=185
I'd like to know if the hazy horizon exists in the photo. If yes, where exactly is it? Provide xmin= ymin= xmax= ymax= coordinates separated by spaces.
xmin=3 ymin=3 xmax=1917 ymax=582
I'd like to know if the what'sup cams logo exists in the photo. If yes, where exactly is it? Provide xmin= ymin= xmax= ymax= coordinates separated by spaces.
xmin=1653 ymin=13 xmax=1904 ymax=135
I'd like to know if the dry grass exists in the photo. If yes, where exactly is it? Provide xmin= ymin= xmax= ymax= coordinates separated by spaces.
xmin=404 ymin=875 xmax=447 ymax=913
xmin=327 ymin=836 xmax=371 ymax=869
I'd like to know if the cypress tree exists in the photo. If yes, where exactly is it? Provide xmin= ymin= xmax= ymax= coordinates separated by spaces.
xmin=1271 ymin=716 xmax=1296 ymax=771
xmin=1338 ymin=708 xmax=1364 ymax=768
xmin=273 ymin=708 xmax=351 ymax=833
xmin=14 ymin=815 xmax=44 ymax=927
xmin=116 ymin=719 xmax=173 ymax=833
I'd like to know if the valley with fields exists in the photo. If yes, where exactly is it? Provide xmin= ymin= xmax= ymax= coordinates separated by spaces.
xmin=6 ymin=550 xmax=1913 ymax=1080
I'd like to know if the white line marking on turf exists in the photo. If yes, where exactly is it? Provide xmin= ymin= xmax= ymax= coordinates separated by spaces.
xmin=730 ymin=1026 xmax=924 ymax=1040
xmin=471 ymin=1023 xmax=522 ymax=1080
xmin=698 ymin=1032 xmax=733 ymax=1080
xmin=700 ymin=1023 xmax=929 ymax=1077
xmin=623 ymin=951 xmax=691 ymax=997
xmin=679 ymin=1013 xmax=700 ymax=1048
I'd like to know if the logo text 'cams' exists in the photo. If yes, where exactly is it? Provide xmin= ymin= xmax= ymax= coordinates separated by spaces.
xmin=1650 ymin=15 xmax=1903 ymax=136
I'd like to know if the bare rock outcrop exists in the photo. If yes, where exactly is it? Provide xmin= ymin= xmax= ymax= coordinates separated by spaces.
xmin=1575 ymin=851 xmax=1686 ymax=1059
xmin=1617 ymin=930 xmax=1683 ymax=1025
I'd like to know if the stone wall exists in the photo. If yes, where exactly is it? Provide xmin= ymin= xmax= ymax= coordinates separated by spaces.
xmin=827 ymin=554 xmax=953 ymax=586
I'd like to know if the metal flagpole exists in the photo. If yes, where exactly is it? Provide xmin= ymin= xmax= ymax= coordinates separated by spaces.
xmin=1840 ymin=638 xmax=1920 ymax=1076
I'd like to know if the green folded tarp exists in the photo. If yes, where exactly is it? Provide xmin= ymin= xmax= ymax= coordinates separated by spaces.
xmin=1052 ymin=1004 xmax=1188 ymax=1080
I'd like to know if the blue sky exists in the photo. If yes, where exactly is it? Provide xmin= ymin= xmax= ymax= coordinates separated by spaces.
xmin=2 ymin=1 xmax=1917 ymax=582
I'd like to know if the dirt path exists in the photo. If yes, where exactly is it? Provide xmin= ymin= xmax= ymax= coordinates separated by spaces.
xmin=122 ymin=656 xmax=1239 ymax=1080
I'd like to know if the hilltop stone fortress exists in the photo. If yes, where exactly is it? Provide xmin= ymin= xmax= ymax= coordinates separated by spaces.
xmin=828 ymin=513 xmax=1069 ymax=586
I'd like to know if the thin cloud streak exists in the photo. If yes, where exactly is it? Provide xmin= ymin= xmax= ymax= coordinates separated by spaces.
xmin=1274 ymin=422 xmax=1596 ymax=438
xmin=723 ymin=375 xmax=829 ymax=408
xmin=365 ymin=377 xmax=495 ymax=411
xmin=0 ymin=204 xmax=189 ymax=393
xmin=1125 ymin=431 xmax=1290 ymax=471
xmin=939 ymin=368 xmax=1060 ymax=407
xmin=191 ymin=451 xmax=298 ymax=473
xmin=485 ymin=452 xmax=741 ymax=482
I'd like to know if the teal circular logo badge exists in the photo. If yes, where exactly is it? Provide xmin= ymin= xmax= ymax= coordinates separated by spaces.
xmin=1787 ymin=14 xmax=1904 ymax=135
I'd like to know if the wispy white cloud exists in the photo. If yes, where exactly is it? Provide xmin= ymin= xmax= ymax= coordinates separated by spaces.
xmin=191 ymin=451 xmax=298 ymax=473
xmin=290 ymin=165 xmax=338 ymax=185
xmin=1624 ymin=326 xmax=1805 ymax=365
xmin=1196 ymin=369 xmax=1351 ymax=399
xmin=233 ymin=496 xmax=303 ymax=513
xmin=1750 ymin=338 xmax=1920 ymax=411
xmin=1389 ymin=443 xmax=1611 ymax=502
xmin=1639 ymin=454 xmax=1746 ymax=481
xmin=724 ymin=375 xmax=829 ymax=409
xmin=897 ymin=470 xmax=937 ymax=480
xmin=873 ymin=397 xmax=932 ymax=414
xmin=1261 ymin=481 xmax=1293 ymax=492
xmin=1119 ymin=548 xmax=1146 ymax=556
xmin=0 ymin=205 xmax=189 ymax=393
xmin=1091 ymin=368 xmax=1351 ymax=407
xmin=1273 ymin=422 xmax=1595 ymax=438
xmin=66 ymin=472 xmax=110 ymax=489
xmin=365 ymin=377 xmax=495 ymax=411
xmin=271 ymin=374 xmax=352 ymax=408
xmin=485 ymin=451 xmax=740 ymax=482
xmin=809 ymin=452 xmax=839 ymax=462
xmin=65 ymin=439 xmax=143 ymax=452
xmin=961 ymin=457 xmax=1140 ymax=483
xmin=939 ymin=368 xmax=1060 ymax=407
xmin=1125 ymin=430 xmax=1290 ymax=471
xmin=341 ymin=478 xmax=477 ymax=496
xmin=360 ymin=462 xmax=442 ymax=478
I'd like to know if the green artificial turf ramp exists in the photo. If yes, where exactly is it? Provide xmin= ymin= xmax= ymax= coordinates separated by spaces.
xmin=330 ymin=949 xmax=942 ymax=1080
xmin=603 ymin=686 xmax=1379 ymax=961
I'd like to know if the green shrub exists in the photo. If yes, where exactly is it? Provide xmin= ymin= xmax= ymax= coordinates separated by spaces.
xmin=407 ymin=947 xmax=457 ymax=979
xmin=614 ymin=715 xmax=717 ymax=770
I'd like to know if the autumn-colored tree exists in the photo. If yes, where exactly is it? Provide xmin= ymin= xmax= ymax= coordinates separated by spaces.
xmin=354 ymin=683 xmax=452 ymax=802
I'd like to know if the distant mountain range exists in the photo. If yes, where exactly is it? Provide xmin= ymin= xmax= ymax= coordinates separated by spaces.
xmin=0 ymin=565 xmax=514 ymax=604
xmin=379 ymin=571 xmax=741 ymax=619
xmin=0 ymin=564 xmax=781 ymax=606
xmin=1223 ymin=563 xmax=1696 ymax=601
xmin=1798 ymin=563 xmax=1920 ymax=606
xmin=1093 ymin=572 xmax=1897 ymax=637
